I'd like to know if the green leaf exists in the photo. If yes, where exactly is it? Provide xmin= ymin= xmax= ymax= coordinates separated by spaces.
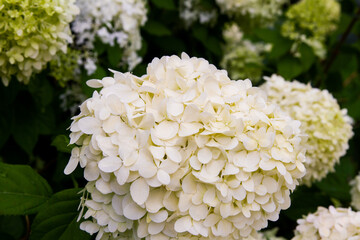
xmin=51 ymin=135 xmax=72 ymax=153
xmin=255 ymin=28 xmax=280 ymax=43
xmin=11 ymin=95 xmax=39 ymax=155
xmin=30 ymin=188 xmax=91 ymax=240
xmin=143 ymin=20 xmax=171 ymax=36
xmin=28 ymin=77 xmax=54 ymax=108
xmin=315 ymin=157 xmax=355 ymax=202
xmin=107 ymin=44 xmax=123 ymax=68
xmin=150 ymin=0 xmax=176 ymax=10
xmin=267 ymin=37 xmax=292 ymax=60
xmin=0 ymin=109 xmax=12 ymax=149
xmin=0 ymin=162 xmax=52 ymax=215
xmin=299 ymin=44 xmax=315 ymax=71
xmin=277 ymin=57 xmax=303 ymax=79
xmin=283 ymin=186 xmax=331 ymax=220
xmin=0 ymin=216 xmax=25 ymax=239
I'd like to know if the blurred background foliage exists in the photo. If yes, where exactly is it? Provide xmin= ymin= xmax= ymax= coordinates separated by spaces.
xmin=1 ymin=0 xmax=360 ymax=239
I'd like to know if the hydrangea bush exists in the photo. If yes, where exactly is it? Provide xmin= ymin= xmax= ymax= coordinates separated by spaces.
xmin=65 ymin=53 xmax=307 ymax=239
xmin=0 ymin=0 xmax=79 ymax=85
xmin=261 ymin=75 xmax=353 ymax=185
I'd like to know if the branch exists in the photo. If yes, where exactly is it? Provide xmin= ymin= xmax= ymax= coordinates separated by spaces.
xmin=323 ymin=7 xmax=360 ymax=74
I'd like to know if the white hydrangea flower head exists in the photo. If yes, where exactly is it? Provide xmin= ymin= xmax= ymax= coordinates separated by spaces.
xmin=261 ymin=75 xmax=354 ymax=186
xmin=350 ymin=174 xmax=360 ymax=211
xmin=292 ymin=206 xmax=360 ymax=240
xmin=72 ymin=0 xmax=147 ymax=71
xmin=215 ymin=0 xmax=288 ymax=29
xmin=65 ymin=53 xmax=307 ymax=239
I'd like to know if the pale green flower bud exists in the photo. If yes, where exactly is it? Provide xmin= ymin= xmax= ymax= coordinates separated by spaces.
xmin=221 ymin=23 xmax=270 ymax=83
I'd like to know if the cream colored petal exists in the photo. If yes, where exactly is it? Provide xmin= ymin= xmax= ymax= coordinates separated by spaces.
xmin=130 ymin=178 xmax=150 ymax=205
xmin=98 ymin=156 xmax=122 ymax=173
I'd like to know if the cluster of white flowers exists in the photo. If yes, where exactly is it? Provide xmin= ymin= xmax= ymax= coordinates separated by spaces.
xmin=261 ymin=75 xmax=353 ymax=186
xmin=292 ymin=206 xmax=360 ymax=240
xmin=65 ymin=53 xmax=307 ymax=239
xmin=351 ymin=174 xmax=360 ymax=211
xmin=179 ymin=0 xmax=217 ymax=27
xmin=71 ymin=0 xmax=147 ymax=72
xmin=221 ymin=23 xmax=271 ymax=83
xmin=215 ymin=0 xmax=288 ymax=28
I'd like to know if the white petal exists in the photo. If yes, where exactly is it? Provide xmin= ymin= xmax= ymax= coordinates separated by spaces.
xmin=232 ymin=186 xmax=246 ymax=201
xmin=182 ymin=174 xmax=197 ymax=193
xmin=189 ymin=204 xmax=208 ymax=221
xmin=148 ymin=222 xmax=165 ymax=235
xmin=197 ymin=148 xmax=212 ymax=164
xmin=78 ymin=117 xmax=101 ymax=135
xmin=149 ymin=210 xmax=169 ymax=223
xmin=157 ymin=169 xmax=171 ymax=185
xmin=153 ymin=121 xmax=179 ymax=140
xmin=167 ymin=99 xmax=184 ymax=117
xmin=174 ymin=216 xmax=192 ymax=233
xmin=64 ymin=148 xmax=80 ymax=175
xmin=130 ymin=178 xmax=150 ymax=205
xmin=98 ymin=156 xmax=122 ymax=173
xmin=84 ymin=162 xmax=100 ymax=181
xmin=165 ymin=147 xmax=182 ymax=163
xmin=123 ymin=200 xmax=146 ymax=220
xmin=149 ymin=146 xmax=165 ymax=159
xmin=146 ymin=189 xmax=165 ymax=213
xmin=115 ymin=167 xmax=130 ymax=185
xmin=86 ymin=79 xmax=103 ymax=88
xmin=95 ymin=178 xmax=112 ymax=194
xmin=178 ymin=122 xmax=203 ymax=137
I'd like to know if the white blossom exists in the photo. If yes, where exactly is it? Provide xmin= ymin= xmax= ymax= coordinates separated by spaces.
xmin=66 ymin=53 xmax=307 ymax=239
xmin=292 ymin=206 xmax=360 ymax=240
xmin=261 ymin=75 xmax=354 ymax=185
xmin=351 ymin=173 xmax=360 ymax=211
xmin=215 ymin=0 xmax=288 ymax=28
xmin=72 ymin=0 xmax=147 ymax=71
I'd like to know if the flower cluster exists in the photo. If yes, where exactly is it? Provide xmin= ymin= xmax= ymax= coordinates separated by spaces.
xmin=350 ymin=173 xmax=360 ymax=211
xmin=215 ymin=0 xmax=288 ymax=29
xmin=261 ymin=75 xmax=353 ymax=185
xmin=292 ymin=206 xmax=360 ymax=240
xmin=179 ymin=0 xmax=217 ymax=27
xmin=49 ymin=48 xmax=81 ymax=86
xmin=66 ymin=53 xmax=306 ymax=239
xmin=221 ymin=23 xmax=270 ymax=83
xmin=281 ymin=0 xmax=340 ymax=58
xmin=71 ymin=0 xmax=147 ymax=72
xmin=0 ymin=0 xmax=79 ymax=86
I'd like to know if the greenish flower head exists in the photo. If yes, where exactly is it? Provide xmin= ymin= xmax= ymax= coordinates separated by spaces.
xmin=0 ymin=0 xmax=79 ymax=86
xmin=281 ymin=0 xmax=340 ymax=58
xmin=221 ymin=23 xmax=270 ymax=83
xmin=49 ymin=48 xmax=81 ymax=87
